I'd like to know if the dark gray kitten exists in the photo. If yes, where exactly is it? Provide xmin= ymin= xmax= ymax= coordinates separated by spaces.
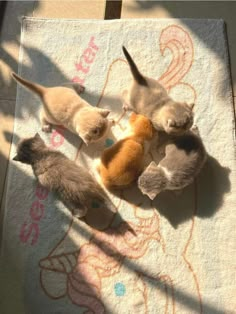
xmin=13 ymin=133 xmax=116 ymax=218
xmin=138 ymin=127 xmax=207 ymax=200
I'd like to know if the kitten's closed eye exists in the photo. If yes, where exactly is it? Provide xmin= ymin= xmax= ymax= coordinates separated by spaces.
xmin=92 ymin=128 xmax=100 ymax=135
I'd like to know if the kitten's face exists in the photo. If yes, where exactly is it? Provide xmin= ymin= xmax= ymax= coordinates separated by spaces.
xmin=13 ymin=133 xmax=45 ymax=164
xmin=162 ymin=102 xmax=194 ymax=135
xmin=138 ymin=161 xmax=163 ymax=200
xmin=129 ymin=113 xmax=153 ymax=140
xmin=77 ymin=108 xmax=110 ymax=145
xmin=138 ymin=170 xmax=160 ymax=200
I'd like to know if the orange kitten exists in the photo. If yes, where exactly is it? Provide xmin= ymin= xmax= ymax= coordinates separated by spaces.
xmin=98 ymin=113 xmax=154 ymax=190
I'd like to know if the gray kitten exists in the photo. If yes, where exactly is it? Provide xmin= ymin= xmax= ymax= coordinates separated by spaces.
xmin=122 ymin=46 xmax=194 ymax=135
xmin=13 ymin=133 xmax=116 ymax=218
xmin=138 ymin=128 xmax=207 ymax=200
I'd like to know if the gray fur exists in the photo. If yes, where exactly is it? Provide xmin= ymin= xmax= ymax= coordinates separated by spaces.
xmin=122 ymin=47 xmax=194 ymax=135
xmin=13 ymin=133 xmax=116 ymax=217
xmin=138 ymin=129 xmax=207 ymax=200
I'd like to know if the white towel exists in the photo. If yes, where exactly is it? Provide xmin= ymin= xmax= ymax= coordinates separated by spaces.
xmin=1 ymin=17 xmax=235 ymax=314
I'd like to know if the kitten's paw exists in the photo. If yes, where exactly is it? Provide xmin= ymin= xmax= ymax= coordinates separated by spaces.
xmin=74 ymin=208 xmax=87 ymax=218
xmin=42 ymin=124 xmax=52 ymax=133
xmin=122 ymin=103 xmax=130 ymax=112
xmin=73 ymin=84 xmax=85 ymax=94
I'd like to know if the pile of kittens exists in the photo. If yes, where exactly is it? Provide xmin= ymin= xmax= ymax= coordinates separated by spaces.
xmin=13 ymin=46 xmax=207 ymax=219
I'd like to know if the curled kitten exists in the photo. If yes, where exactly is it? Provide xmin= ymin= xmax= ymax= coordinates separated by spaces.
xmin=13 ymin=133 xmax=116 ymax=218
xmin=12 ymin=73 xmax=110 ymax=145
xmin=138 ymin=127 xmax=207 ymax=200
xmin=122 ymin=46 xmax=194 ymax=135
xmin=98 ymin=113 xmax=154 ymax=190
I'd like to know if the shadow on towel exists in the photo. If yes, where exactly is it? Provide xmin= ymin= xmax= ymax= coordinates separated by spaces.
xmin=112 ymin=154 xmax=231 ymax=228
xmin=152 ymin=154 xmax=231 ymax=227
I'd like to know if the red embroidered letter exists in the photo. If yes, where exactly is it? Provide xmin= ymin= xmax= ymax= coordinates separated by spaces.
xmin=30 ymin=200 xmax=44 ymax=221
xmin=20 ymin=222 xmax=39 ymax=245
xmin=36 ymin=185 xmax=49 ymax=200
xmin=89 ymin=36 xmax=99 ymax=51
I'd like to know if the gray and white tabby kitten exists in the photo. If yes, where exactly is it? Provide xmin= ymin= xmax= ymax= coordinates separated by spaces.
xmin=138 ymin=128 xmax=207 ymax=200
xmin=122 ymin=46 xmax=194 ymax=135
xmin=13 ymin=133 xmax=116 ymax=218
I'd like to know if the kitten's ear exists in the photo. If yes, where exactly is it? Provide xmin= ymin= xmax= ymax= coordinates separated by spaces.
xmin=149 ymin=161 xmax=157 ymax=169
xmin=80 ymin=134 xmax=90 ymax=146
xmin=139 ymin=186 xmax=158 ymax=200
xmin=145 ymin=190 xmax=158 ymax=200
xmin=188 ymin=103 xmax=195 ymax=110
xmin=72 ymin=83 xmax=85 ymax=95
xmin=76 ymin=126 xmax=90 ymax=146
xmin=34 ymin=133 xmax=41 ymax=140
xmin=98 ymin=108 xmax=110 ymax=118
xmin=13 ymin=154 xmax=20 ymax=161
xmin=84 ymin=138 xmax=90 ymax=146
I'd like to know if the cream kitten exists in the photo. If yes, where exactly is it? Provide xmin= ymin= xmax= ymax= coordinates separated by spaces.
xmin=12 ymin=73 xmax=110 ymax=145
xmin=13 ymin=133 xmax=116 ymax=218
xmin=122 ymin=46 xmax=194 ymax=135
xmin=138 ymin=127 xmax=207 ymax=200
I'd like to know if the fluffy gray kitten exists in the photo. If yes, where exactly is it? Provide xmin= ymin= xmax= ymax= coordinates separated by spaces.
xmin=122 ymin=46 xmax=194 ymax=135
xmin=138 ymin=128 xmax=207 ymax=200
xmin=13 ymin=133 xmax=116 ymax=218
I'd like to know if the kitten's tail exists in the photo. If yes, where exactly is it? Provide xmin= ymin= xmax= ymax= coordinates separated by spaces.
xmin=12 ymin=72 xmax=46 ymax=97
xmin=122 ymin=46 xmax=147 ymax=86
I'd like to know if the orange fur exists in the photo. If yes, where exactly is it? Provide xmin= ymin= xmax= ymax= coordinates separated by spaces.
xmin=99 ymin=113 xmax=154 ymax=190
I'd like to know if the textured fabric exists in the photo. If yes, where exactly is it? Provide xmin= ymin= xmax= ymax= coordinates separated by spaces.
xmin=1 ymin=17 xmax=235 ymax=314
